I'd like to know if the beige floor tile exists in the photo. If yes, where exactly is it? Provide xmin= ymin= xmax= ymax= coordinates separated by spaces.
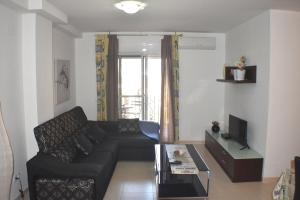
xmin=103 ymin=190 xmax=122 ymax=200
xmin=120 ymin=192 xmax=155 ymax=200
xmin=104 ymin=180 xmax=123 ymax=200
xmin=122 ymin=180 xmax=154 ymax=193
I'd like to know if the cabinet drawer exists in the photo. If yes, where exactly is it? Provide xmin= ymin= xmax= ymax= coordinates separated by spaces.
xmin=219 ymin=153 xmax=234 ymax=177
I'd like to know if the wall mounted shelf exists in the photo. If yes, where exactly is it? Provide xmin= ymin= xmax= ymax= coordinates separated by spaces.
xmin=217 ymin=66 xmax=257 ymax=83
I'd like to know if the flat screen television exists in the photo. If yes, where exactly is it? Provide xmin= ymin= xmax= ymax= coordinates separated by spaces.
xmin=229 ymin=114 xmax=248 ymax=148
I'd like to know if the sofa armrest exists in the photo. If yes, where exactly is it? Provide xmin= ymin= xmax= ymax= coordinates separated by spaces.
xmin=27 ymin=153 xmax=104 ymax=200
xmin=139 ymin=121 xmax=160 ymax=142
xmin=27 ymin=154 xmax=103 ymax=178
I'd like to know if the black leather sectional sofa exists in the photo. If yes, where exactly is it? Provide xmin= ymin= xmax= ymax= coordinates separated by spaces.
xmin=26 ymin=106 xmax=159 ymax=200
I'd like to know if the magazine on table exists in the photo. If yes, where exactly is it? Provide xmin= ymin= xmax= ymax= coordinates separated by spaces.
xmin=165 ymin=144 xmax=199 ymax=174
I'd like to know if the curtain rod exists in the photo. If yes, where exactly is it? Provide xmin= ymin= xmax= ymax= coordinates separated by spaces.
xmin=97 ymin=32 xmax=183 ymax=37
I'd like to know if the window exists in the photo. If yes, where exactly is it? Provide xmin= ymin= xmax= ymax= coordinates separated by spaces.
xmin=119 ymin=56 xmax=161 ymax=123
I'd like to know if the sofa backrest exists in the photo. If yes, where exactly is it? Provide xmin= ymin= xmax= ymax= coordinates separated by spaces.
xmin=34 ymin=106 xmax=88 ymax=153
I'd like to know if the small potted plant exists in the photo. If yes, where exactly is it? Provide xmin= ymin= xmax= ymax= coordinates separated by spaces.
xmin=234 ymin=56 xmax=247 ymax=80
xmin=211 ymin=121 xmax=220 ymax=133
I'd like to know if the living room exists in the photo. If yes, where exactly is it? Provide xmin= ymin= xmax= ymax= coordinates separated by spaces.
xmin=0 ymin=0 xmax=300 ymax=200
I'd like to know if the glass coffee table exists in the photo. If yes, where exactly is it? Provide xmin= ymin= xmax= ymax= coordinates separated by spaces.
xmin=155 ymin=144 xmax=210 ymax=199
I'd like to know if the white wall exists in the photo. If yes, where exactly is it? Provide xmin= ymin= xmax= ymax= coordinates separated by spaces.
xmin=264 ymin=10 xmax=300 ymax=177
xmin=0 ymin=4 xmax=28 ymax=199
xmin=22 ymin=13 xmax=55 ymax=160
xmin=179 ymin=34 xmax=225 ymax=141
xmin=225 ymin=11 xmax=271 ymax=165
xmin=75 ymin=34 xmax=97 ymax=120
xmin=36 ymin=14 xmax=54 ymax=123
xmin=53 ymin=27 xmax=76 ymax=116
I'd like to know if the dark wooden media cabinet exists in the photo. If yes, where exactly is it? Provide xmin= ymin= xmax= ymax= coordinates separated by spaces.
xmin=205 ymin=130 xmax=263 ymax=182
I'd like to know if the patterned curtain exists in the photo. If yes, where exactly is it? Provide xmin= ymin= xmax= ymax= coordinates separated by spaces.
xmin=95 ymin=35 xmax=109 ymax=120
xmin=172 ymin=36 xmax=180 ymax=141
xmin=106 ymin=35 xmax=119 ymax=120
xmin=95 ymin=34 xmax=119 ymax=121
xmin=160 ymin=35 xmax=179 ymax=143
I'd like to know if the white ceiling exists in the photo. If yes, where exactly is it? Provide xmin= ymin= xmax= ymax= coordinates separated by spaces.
xmin=49 ymin=0 xmax=300 ymax=33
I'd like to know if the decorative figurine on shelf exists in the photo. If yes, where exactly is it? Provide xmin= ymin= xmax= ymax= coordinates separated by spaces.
xmin=234 ymin=56 xmax=247 ymax=81
xmin=211 ymin=121 xmax=220 ymax=133
xmin=235 ymin=56 xmax=247 ymax=69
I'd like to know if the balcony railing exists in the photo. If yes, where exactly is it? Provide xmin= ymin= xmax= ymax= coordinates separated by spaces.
xmin=120 ymin=95 xmax=160 ymax=123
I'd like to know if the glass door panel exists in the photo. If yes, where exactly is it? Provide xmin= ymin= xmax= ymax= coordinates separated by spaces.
xmin=120 ymin=57 xmax=144 ymax=119
xmin=147 ymin=57 xmax=161 ymax=122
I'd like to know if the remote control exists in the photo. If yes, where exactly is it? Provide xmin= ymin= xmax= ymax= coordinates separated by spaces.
xmin=170 ymin=160 xmax=182 ymax=165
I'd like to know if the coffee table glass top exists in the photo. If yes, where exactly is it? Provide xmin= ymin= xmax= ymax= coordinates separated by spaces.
xmin=155 ymin=144 xmax=210 ymax=199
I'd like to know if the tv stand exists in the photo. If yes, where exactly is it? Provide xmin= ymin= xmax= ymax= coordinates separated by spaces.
xmin=240 ymin=144 xmax=250 ymax=150
xmin=205 ymin=130 xmax=263 ymax=182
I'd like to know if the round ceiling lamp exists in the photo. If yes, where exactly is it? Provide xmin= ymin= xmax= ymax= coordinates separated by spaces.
xmin=114 ymin=1 xmax=147 ymax=14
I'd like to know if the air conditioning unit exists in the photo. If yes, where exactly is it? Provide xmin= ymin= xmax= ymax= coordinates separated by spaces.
xmin=179 ymin=37 xmax=216 ymax=50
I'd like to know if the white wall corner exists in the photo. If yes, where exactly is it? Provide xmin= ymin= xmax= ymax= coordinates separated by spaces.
xmin=21 ymin=13 xmax=39 ymax=160
xmin=55 ymin=24 xmax=82 ymax=38
xmin=28 ymin=0 xmax=68 ymax=24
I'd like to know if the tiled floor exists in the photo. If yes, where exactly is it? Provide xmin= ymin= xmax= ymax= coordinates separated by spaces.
xmin=104 ymin=161 xmax=156 ymax=200
xmin=104 ymin=144 xmax=277 ymax=200
xmin=20 ymin=144 xmax=277 ymax=200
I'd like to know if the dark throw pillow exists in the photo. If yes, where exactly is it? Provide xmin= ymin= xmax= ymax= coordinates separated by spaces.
xmin=294 ymin=156 xmax=300 ymax=200
xmin=118 ymin=118 xmax=140 ymax=134
xmin=49 ymin=137 xmax=77 ymax=163
xmin=85 ymin=133 xmax=100 ymax=144
xmin=86 ymin=123 xmax=107 ymax=143
xmin=73 ymin=134 xmax=93 ymax=156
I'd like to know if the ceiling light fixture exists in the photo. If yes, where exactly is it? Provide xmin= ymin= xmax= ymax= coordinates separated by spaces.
xmin=114 ymin=1 xmax=147 ymax=14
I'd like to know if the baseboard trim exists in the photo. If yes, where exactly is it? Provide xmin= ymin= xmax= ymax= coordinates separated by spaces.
xmin=262 ymin=177 xmax=278 ymax=183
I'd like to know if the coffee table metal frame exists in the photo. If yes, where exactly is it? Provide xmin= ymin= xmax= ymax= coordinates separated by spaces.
xmin=154 ymin=144 xmax=211 ymax=199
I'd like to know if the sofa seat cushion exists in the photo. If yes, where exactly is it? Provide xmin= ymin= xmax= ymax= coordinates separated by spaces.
xmin=74 ymin=151 xmax=113 ymax=166
xmin=107 ymin=133 xmax=156 ymax=148
xmin=74 ymin=150 xmax=114 ymax=182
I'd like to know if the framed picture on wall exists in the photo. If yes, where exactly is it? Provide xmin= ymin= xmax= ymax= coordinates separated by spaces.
xmin=54 ymin=59 xmax=70 ymax=104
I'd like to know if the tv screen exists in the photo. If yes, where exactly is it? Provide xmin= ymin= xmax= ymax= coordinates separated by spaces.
xmin=229 ymin=114 xmax=247 ymax=146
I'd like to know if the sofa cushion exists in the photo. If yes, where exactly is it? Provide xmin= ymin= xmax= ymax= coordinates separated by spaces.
xmin=95 ymin=121 xmax=119 ymax=134
xmin=118 ymin=118 xmax=140 ymax=134
xmin=49 ymin=137 xmax=77 ymax=163
xmin=86 ymin=123 xmax=108 ymax=142
xmin=73 ymin=134 xmax=93 ymax=156
xmin=85 ymin=133 xmax=101 ymax=144
xmin=74 ymin=151 xmax=115 ymax=180
xmin=34 ymin=117 xmax=66 ymax=153
xmin=34 ymin=106 xmax=88 ymax=154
